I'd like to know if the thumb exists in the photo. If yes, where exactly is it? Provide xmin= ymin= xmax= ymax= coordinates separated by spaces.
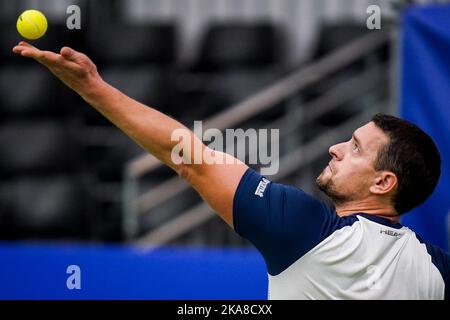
xmin=60 ymin=46 xmax=78 ymax=61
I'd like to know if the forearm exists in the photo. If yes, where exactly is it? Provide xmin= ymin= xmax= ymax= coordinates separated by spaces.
xmin=80 ymin=77 xmax=195 ymax=172
xmin=80 ymin=78 xmax=248 ymax=227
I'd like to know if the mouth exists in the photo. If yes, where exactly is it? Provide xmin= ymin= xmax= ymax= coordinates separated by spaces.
xmin=327 ymin=163 xmax=333 ymax=173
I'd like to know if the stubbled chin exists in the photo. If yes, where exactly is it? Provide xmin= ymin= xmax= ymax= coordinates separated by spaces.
xmin=317 ymin=167 xmax=333 ymax=186
xmin=317 ymin=171 xmax=328 ymax=184
xmin=323 ymin=167 xmax=332 ymax=177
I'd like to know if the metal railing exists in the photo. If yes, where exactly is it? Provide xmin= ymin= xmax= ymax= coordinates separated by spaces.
xmin=136 ymin=64 xmax=386 ymax=215
xmin=134 ymin=105 xmax=385 ymax=247
xmin=122 ymin=30 xmax=391 ymax=242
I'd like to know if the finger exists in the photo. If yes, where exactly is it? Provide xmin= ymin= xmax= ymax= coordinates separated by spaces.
xmin=16 ymin=47 xmax=61 ymax=67
xmin=13 ymin=45 xmax=41 ymax=57
xmin=13 ymin=41 xmax=39 ymax=55
xmin=36 ymin=51 xmax=66 ymax=67
xmin=60 ymin=46 xmax=76 ymax=60
xmin=19 ymin=49 xmax=35 ymax=58
xmin=12 ymin=45 xmax=27 ymax=54
xmin=18 ymin=41 xmax=37 ymax=49
xmin=13 ymin=46 xmax=43 ymax=59
xmin=60 ymin=47 xmax=85 ymax=65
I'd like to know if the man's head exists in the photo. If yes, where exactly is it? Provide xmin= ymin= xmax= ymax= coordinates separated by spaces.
xmin=316 ymin=113 xmax=441 ymax=215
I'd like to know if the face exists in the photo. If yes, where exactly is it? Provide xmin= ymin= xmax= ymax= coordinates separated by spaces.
xmin=316 ymin=121 xmax=389 ymax=204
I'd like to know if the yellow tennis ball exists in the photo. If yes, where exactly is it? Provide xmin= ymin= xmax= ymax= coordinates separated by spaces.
xmin=17 ymin=10 xmax=48 ymax=40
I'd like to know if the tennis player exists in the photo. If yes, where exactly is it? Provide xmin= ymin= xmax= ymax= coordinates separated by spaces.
xmin=13 ymin=42 xmax=449 ymax=300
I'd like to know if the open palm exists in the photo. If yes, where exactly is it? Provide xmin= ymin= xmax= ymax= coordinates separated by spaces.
xmin=12 ymin=41 xmax=101 ymax=94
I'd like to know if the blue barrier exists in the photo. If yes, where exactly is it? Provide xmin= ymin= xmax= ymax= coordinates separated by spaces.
xmin=0 ymin=242 xmax=267 ymax=299
xmin=400 ymin=4 xmax=450 ymax=250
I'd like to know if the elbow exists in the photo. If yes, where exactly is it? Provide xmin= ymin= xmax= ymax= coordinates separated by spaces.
xmin=176 ymin=163 xmax=195 ymax=184
xmin=176 ymin=162 xmax=206 ymax=185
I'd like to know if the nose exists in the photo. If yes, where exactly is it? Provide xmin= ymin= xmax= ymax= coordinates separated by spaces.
xmin=329 ymin=143 xmax=343 ymax=160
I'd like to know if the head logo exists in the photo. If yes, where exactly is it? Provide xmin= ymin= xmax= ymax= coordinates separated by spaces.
xmin=380 ymin=229 xmax=402 ymax=238
xmin=255 ymin=178 xmax=270 ymax=198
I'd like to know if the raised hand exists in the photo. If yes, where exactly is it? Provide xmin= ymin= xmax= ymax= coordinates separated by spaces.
xmin=12 ymin=41 xmax=102 ymax=95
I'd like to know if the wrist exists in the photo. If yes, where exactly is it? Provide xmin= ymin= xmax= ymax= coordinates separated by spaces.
xmin=80 ymin=74 xmax=109 ymax=103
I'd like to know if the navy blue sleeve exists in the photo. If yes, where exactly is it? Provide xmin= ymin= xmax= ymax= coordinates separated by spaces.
xmin=425 ymin=243 xmax=450 ymax=300
xmin=233 ymin=167 xmax=339 ymax=276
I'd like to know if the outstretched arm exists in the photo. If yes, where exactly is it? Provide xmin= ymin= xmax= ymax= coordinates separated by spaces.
xmin=12 ymin=42 xmax=248 ymax=227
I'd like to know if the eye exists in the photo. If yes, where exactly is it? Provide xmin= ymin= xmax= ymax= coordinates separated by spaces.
xmin=352 ymin=142 xmax=360 ymax=153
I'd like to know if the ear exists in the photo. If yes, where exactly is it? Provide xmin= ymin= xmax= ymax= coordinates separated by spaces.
xmin=369 ymin=171 xmax=397 ymax=195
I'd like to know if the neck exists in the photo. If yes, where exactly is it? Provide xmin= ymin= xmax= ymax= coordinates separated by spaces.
xmin=334 ymin=199 xmax=400 ymax=223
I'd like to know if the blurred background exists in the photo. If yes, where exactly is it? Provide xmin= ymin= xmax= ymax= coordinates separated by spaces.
xmin=0 ymin=0 xmax=449 ymax=299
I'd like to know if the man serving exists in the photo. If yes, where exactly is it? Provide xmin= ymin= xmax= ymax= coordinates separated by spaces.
xmin=13 ymin=42 xmax=449 ymax=300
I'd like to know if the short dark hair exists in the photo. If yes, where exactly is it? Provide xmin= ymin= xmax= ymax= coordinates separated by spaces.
xmin=371 ymin=113 xmax=441 ymax=215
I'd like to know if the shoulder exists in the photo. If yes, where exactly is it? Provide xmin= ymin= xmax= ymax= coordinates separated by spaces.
xmin=232 ymin=167 xmax=359 ymax=275
xmin=418 ymin=237 xmax=450 ymax=299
